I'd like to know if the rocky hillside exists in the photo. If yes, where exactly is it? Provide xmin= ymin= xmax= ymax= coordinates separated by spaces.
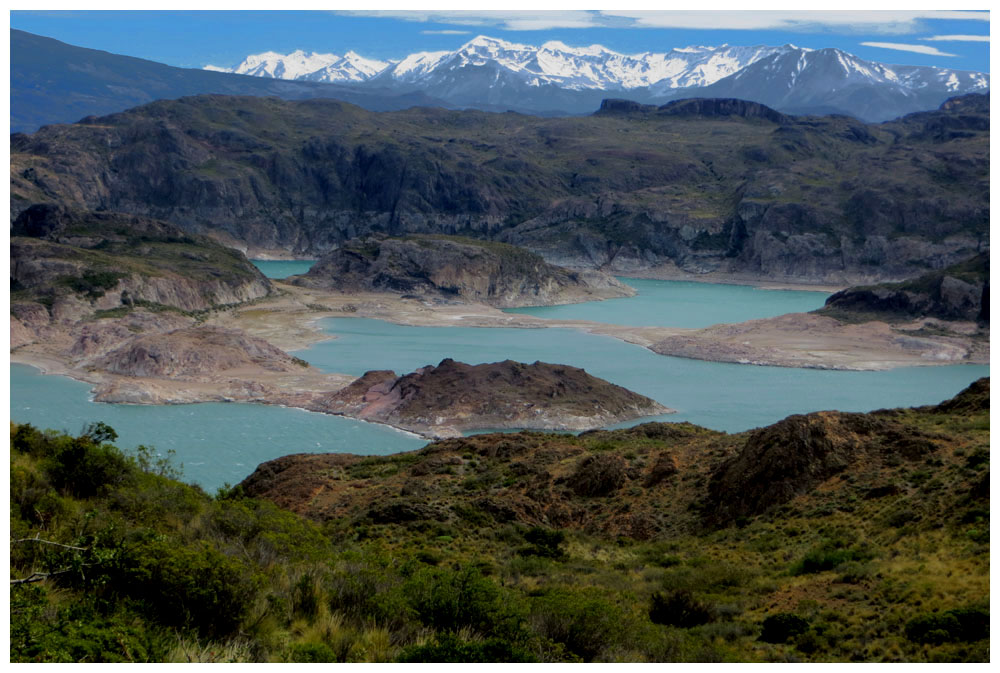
xmin=240 ymin=378 xmax=989 ymax=541
xmin=307 ymin=358 xmax=669 ymax=438
xmin=10 ymin=93 xmax=988 ymax=284
xmin=291 ymin=234 xmax=632 ymax=306
xmin=10 ymin=204 xmax=273 ymax=329
xmin=817 ymin=253 xmax=988 ymax=324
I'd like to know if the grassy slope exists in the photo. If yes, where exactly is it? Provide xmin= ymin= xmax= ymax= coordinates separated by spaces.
xmin=9 ymin=379 xmax=989 ymax=663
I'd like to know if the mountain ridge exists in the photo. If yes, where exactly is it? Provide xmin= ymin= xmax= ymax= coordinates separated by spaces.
xmin=205 ymin=34 xmax=989 ymax=122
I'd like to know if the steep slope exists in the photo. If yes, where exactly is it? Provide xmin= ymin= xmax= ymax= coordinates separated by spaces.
xmin=10 ymin=94 xmax=988 ymax=284
xmin=10 ymin=29 xmax=451 ymax=133
xmin=291 ymin=234 xmax=632 ymax=306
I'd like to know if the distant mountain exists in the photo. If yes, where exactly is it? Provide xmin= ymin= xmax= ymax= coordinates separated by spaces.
xmin=208 ymin=49 xmax=391 ymax=83
xmin=657 ymin=46 xmax=991 ymax=121
xmin=9 ymin=29 xmax=450 ymax=133
xmin=211 ymin=34 xmax=989 ymax=122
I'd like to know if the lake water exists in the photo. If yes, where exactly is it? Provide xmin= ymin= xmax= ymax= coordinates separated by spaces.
xmin=505 ymin=278 xmax=829 ymax=327
xmin=251 ymin=259 xmax=316 ymax=279
xmin=9 ymin=278 xmax=988 ymax=491
xmin=301 ymin=318 xmax=986 ymax=434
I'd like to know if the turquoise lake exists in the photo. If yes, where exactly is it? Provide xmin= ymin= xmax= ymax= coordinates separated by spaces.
xmin=251 ymin=259 xmax=316 ymax=279
xmin=505 ymin=278 xmax=829 ymax=327
xmin=9 ymin=278 xmax=988 ymax=492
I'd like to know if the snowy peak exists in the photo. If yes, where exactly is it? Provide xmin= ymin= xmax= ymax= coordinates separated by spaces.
xmin=206 ymin=50 xmax=391 ymax=84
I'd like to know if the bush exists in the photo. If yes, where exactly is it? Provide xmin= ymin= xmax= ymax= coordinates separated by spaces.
xmin=397 ymin=633 xmax=536 ymax=663
xmin=759 ymin=613 xmax=810 ymax=643
xmin=405 ymin=566 xmax=524 ymax=641
xmin=289 ymin=642 xmax=338 ymax=663
xmin=793 ymin=540 xmax=874 ymax=575
xmin=520 ymin=527 xmax=566 ymax=559
xmin=905 ymin=608 xmax=989 ymax=644
xmin=649 ymin=589 xmax=714 ymax=628
xmin=528 ymin=588 xmax=630 ymax=662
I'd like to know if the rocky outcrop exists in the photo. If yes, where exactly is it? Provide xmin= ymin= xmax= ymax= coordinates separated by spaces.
xmin=820 ymin=253 xmax=989 ymax=323
xmin=311 ymin=358 xmax=671 ymax=438
xmin=10 ymin=205 xmax=273 ymax=314
xmin=704 ymin=410 xmax=941 ymax=524
xmin=10 ymin=94 xmax=987 ymax=284
xmin=654 ymin=97 xmax=791 ymax=124
xmin=291 ymin=235 xmax=633 ymax=307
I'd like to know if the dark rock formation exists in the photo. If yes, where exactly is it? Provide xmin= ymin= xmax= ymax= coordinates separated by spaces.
xmin=10 ymin=205 xmax=273 ymax=316
xmin=291 ymin=234 xmax=632 ymax=307
xmin=819 ymin=253 xmax=989 ymax=323
xmin=314 ymin=358 xmax=671 ymax=437
xmin=655 ymin=97 xmax=791 ymax=124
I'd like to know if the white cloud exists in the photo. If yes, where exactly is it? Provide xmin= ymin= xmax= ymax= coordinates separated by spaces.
xmin=920 ymin=35 xmax=990 ymax=43
xmin=337 ymin=9 xmax=989 ymax=34
xmin=338 ymin=10 xmax=599 ymax=31
xmin=860 ymin=42 xmax=958 ymax=57
xmin=421 ymin=30 xmax=471 ymax=35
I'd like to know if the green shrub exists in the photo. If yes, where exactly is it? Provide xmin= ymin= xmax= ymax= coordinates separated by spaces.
xmin=290 ymin=642 xmax=338 ymax=663
xmin=649 ymin=589 xmax=714 ymax=628
xmin=405 ymin=566 xmax=524 ymax=641
xmin=759 ymin=613 xmax=810 ymax=643
xmin=520 ymin=527 xmax=566 ymax=559
xmin=793 ymin=540 xmax=874 ymax=575
xmin=397 ymin=633 xmax=536 ymax=663
xmin=905 ymin=608 xmax=989 ymax=644
xmin=528 ymin=588 xmax=630 ymax=662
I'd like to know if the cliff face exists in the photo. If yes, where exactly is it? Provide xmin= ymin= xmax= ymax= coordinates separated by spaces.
xmin=291 ymin=234 xmax=632 ymax=307
xmin=311 ymin=358 xmax=671 ymax=437
xmin=818 ymin=253 xmax=989 ymax=324
xmin=10 ymin=205 xmax=273 ymax=320
xmin=10 ymin=94 xmax=988 ymax=284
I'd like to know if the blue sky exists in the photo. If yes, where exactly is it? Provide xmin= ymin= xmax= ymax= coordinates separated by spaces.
xmin=9 ymin=9 xmax=991 ymax=74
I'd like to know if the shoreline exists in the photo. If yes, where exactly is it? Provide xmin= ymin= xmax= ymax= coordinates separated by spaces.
xmin=10 ymin=280 xmax=988 ymax=440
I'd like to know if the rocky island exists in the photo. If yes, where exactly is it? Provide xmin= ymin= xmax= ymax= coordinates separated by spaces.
xmin=291 ymin=234 xmax=633 ymax=307
xmin=306 ymin=358 xmax=671 ymax=438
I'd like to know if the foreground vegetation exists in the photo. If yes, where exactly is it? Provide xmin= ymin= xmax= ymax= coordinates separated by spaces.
xmin=9 ymin=382 xmax=989 ymax=662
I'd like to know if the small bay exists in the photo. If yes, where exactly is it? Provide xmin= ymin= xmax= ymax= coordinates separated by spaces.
xmin=9 ymin=363 xmax=425 ymax=493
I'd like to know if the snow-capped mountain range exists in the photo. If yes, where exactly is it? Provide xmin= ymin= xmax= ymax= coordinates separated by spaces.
xmin=206 ymin=49 xmax=390 ymax=83
xmin=207 ymin=35 xmax=798 ymax=90
xmin=205 ymin=35 xmax=989 ymax=122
